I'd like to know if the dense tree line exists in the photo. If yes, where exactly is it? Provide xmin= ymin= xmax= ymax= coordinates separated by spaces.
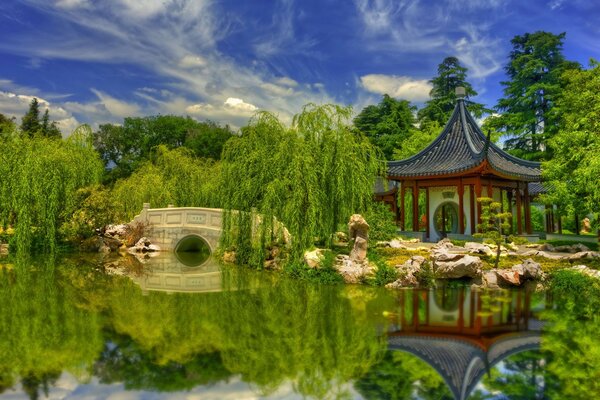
xmin=0 ymin=29 xmax=598 ymax=256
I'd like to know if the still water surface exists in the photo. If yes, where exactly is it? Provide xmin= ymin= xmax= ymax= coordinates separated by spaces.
xmin=0 ymin=253 xmax=597 ymax=399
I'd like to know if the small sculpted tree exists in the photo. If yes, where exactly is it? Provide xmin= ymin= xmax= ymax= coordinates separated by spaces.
xmin=474 ymin=197 xmax=512 ymax=269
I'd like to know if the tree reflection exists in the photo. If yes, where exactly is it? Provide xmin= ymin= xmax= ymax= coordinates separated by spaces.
xmin=0 ymin=261 xmax=103 ymax=399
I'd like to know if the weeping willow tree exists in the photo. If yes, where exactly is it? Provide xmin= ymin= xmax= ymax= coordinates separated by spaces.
xmin=109 ymin=145 xmax=221 ymax=221
xmin=219 ymin=104 xmax=382 ymax=267
xmin=0 ymin=125 xmax=103 ymax=253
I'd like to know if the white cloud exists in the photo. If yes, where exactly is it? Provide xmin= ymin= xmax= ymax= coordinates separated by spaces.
xmin=452 ymin=25 xmax=502 ymax=79
xmin=259 ymin=82 xmax=295 ymax=97
xmin=55 ymin=0 xmax=92 ymax=9
xmin=353 ymin=0 xmax=505 ymax=80
xmin=359 ymin=74 xmax=432 ymax=102
xmin=178 ymin=54 xmax=207 ymax=69
xmin=91 ymin=89 xmax=141 ymax=118
xmin=275 ymin=77 xmax=298 ymax=87
xmin=224 ymin=97 xmax=257 ymax=113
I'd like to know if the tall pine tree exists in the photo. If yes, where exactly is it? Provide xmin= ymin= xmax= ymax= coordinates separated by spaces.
xmin=21 ymin=98 xmax=41 ymax=136
xmin=20 ymin=98 xmax=61 ymax=138
xmin=485 ymin=31 xmax=579 ymax=160
xmin=418 ymin=56 xmax=486 ymax=125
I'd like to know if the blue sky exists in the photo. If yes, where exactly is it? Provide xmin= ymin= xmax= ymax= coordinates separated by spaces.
xmin=1 ymin=0 xmax=599 ymax=133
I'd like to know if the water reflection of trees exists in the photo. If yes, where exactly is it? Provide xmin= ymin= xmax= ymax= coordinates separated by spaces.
xmin=1 ymin=259 xmax=600 ymax=400
xmin=0 ymin=262 xmax=103 ymax=399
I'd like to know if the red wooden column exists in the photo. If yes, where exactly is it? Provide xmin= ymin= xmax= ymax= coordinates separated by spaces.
xmin=469 ymin=185 xmax=476 ymax=234
xmin=458 ymin=179 xmax=465 ymax=234
xmin=516 ymin=183 xmax=523 ymax=235
xmin=425 ymin=188 xmax=431 ymax=240
xmin=400 ymin=182 xmax=406 ymax=230
xmin=475 ymin=176 xmax=482 ymax=230
xmin=412 ymin=181 xmax=419 ymax=232
xmin=524 ymin=184 xmax=532 ymax=234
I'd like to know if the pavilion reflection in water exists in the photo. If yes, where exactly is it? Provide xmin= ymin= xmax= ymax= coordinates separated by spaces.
xmin=388 ymin=287 xmax=543 ymax=400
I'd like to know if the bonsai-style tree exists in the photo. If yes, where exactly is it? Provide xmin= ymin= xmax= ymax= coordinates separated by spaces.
xmin=474 ymin=197 xmax=512 ymax=268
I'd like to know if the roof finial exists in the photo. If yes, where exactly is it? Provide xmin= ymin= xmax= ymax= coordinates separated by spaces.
xmin=455 ymin=86 xmax=466 ymax=100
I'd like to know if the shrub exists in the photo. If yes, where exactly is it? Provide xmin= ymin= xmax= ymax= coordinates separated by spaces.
xmin=364 ymin=201 xmax=398 ymax=242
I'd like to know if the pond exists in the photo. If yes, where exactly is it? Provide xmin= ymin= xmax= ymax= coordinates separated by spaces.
xmin=0 ymin=253 xmax=598 ymax=399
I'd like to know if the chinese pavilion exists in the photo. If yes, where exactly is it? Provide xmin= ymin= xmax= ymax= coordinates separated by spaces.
xmin=379 ymin=88 xmax=542 ymax=242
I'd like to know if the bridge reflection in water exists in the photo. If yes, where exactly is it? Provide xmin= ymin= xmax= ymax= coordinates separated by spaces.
xmin=388 ymin=287 xmax=543 ymax=400
xmin=127 ymin=254 xmax=223 ymax=294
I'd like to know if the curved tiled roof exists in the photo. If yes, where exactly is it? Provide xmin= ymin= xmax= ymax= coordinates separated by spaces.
xmin=388 ymin=331 xmax=542 ymax=400
xmin=388 ymin=101 xmax=541 ymax=181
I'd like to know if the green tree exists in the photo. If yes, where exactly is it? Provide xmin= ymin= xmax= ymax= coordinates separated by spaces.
xmin=354 ymin=95 xmax=417 ymax=160
xmin=474 ymin=197 xmax=511 ymax=268
xmin=0 ymin=132 xmax=103 ymax=253
xmin=93 ymin=116 xmax=233 ymax=183
xmin=418 ymin=56 xmax=486 ymax=125
xmin=542 ymin=61 xmax=600 ymax=222
xmin=485 ymin=32 xmax=579 ymax=160
xmin=220 ymin=104 xmax=382 ymax=266
xmin=184 ymin=121 xmax=233 ymax=159
xmin=40 ymin=109 xmax=62 ymax=138
xmin=0 ymin=113 xmax=16 ymax=136
xmin=20 ymin=97 xmax=41 ymax=136
xmin=19 ymin=98 xmax=62 ymax=138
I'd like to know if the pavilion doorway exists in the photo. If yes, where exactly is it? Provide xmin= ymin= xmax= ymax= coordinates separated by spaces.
xmin=434 ymin=202 xmax=459 ymax=238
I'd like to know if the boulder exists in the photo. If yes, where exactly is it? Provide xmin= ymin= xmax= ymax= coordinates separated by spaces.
xmin=350 ymin=236 xmax=368 ymax=262
xmin=129 ymin=237 xmax=160 ymax=253
xmin=512 ymin=259 xmax=543 ymax=280
xmin=386 ymin=255 xmax=427 ymax=288
xmin=304 ymin=249 xmax=325 ymax=269
xmin=434 ymin=255 xmax=482 ymax=279
xmin=0 ymin=244 xmax=9 ymax=256
xmin=335 ymin=255 xmax=374 ymax=284
xmin=104 ymin=224 xmax=128 ymax=238
xmin=465 ymin=242 xmax=495 ymax=257
xmin=389 ymin=239 xmax=407 ymax=249
xmin=567 ymin=251 xmax=600 ymax=261
xmin=432 ymin=238 xmax=454 ymax=251
xmin=348 ymin=214 xmax=369 ymax=263
xmin=496 ymin=269 xmax=521 ymax=286
xmin=482 ymin=271 xmax=500 ymax=288
xmin=432 ymin=248 xmax=465 ymax=262
xmin=386 ymin=273 xmax=418 ymax=289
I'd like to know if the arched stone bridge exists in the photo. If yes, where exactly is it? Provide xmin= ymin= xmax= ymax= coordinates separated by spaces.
xmin=130 ymin=203 xmax=223 ymax=252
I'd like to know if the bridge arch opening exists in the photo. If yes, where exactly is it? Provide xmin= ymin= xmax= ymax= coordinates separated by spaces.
xmin=175 ymin=235 xmax=212 ymax=267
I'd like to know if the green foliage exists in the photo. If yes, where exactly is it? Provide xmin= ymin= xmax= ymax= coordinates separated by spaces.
xmin=418 ymin=56 xmax=487 ymax=125
xmin=0 ymin=132 xmax=103 ymax=253
xmin=20 ymin=98 xmax=61 ymax=138
xmin=0 ymin=113 xmax=16 ymax=137
xmin=485 ymin=31 xmax=580 ymax=160
xmin=355 ymin=350 xmax=453 ymax=400
xmin=354 ymin=95 xmax=417 ymax=160
xmin=93 ymin=116 xmax=232 ymax=183
xmin=474 ymin=197 xmax=512 ymax=268
xmin=391 ymin=119 xmax=440 ymax=160
xmin=542 ymin=60 xmax=600 ymax=216
xmin=0 ymin=263 xmax=104 ymax=397
xmin=109 ymin=145 xmax=221 ymax=221
xmin=364 ymin=201 xmax=398 ymax=242
xmin=284 ymin=256 xmax=344 ymax=284
xmin=220 ymin=104 xmax=382 ymax=267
